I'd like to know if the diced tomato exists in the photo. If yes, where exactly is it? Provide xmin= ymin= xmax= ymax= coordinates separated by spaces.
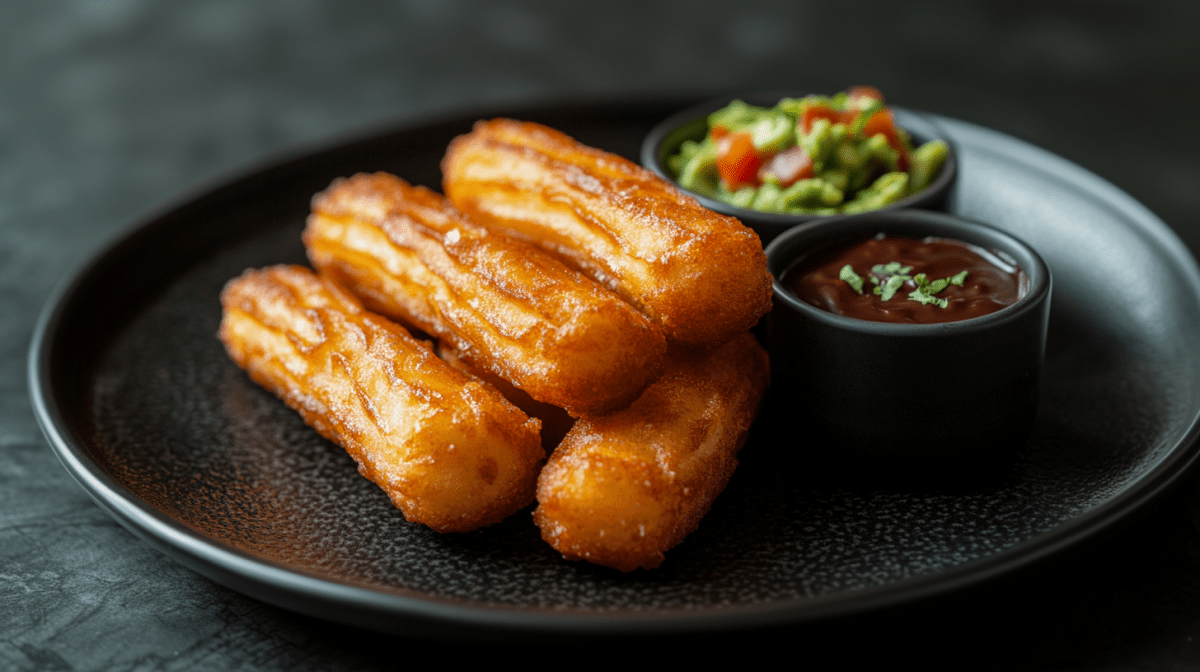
xmin=846 ymin=86 xmax=885 ymax=108
xmin=759 ymin=145 xmax=813 ymax=187
xmin=859 ymin=107 xmax=898 ymax=140
xmin=859 ymin=108 xmax=909 ymax=170
xmin=800 ymin=104 xmax=847 ymax=133
xmin=710 ymin=124 xmax=730 ymax=140
xmin=716 ymin=131 xmax=763 ymax=190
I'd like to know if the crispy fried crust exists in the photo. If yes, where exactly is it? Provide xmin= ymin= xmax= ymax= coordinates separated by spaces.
xmin=217 ymin=265 xmax=544 ymax=533
xmin=437 ymin=344 xmax=575 ymax=454
xmin=533 ymin=332 xmax=770 ymax=571
xmin=304 ymin=173 xmax=667 ymax=416
xmin=442 ymin=119 xmax=774 ymax=348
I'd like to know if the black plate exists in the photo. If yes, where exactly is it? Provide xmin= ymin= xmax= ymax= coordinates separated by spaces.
xmin=28 ymin=99 xmax=1200 ymax=639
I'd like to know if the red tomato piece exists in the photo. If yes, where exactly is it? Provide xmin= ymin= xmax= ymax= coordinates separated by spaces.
xmin=759 ymin=145 xmax=813 ymax=187
xmin=710 ymin=125 xmax=730 ymax=140
xmin=800 ymin=104 xmax=844 ymax=133
xmin=859 ymin=107 xmax=898 ymax=140
xmin=859 ymin=108 xmax=910 ymax=170
xmin=801 ymin=103 xmax=859 ymax=134
xmin=846 ymin=86 xmax=885 ymax=108
xmin=716 ymin=131 xmax=763 ymax=190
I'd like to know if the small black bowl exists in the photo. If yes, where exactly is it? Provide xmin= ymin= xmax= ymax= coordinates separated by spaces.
xmin=641 ymin=91 xmax=958 ymax=246
xmin=764 ymin=210 xmax=1051 ymax=482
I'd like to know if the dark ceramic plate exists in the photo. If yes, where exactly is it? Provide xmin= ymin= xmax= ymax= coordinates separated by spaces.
xmin=29 ymin=99 xmax=1200 ymax=639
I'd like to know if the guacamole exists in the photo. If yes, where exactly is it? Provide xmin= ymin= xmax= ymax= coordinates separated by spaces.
xmin=668 ymin=87 xmax=949 ymax=215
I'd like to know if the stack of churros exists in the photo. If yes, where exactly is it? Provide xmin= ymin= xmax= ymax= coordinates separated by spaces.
xmin=218 ymin=119 xmax=772 ymax=571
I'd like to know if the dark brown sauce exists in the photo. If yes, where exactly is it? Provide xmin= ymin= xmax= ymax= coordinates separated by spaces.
xmin=784 ymin=235 xmax=1026 ymax=324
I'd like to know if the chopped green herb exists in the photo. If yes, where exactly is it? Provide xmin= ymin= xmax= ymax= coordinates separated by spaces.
xmin=872 ymin=261 xmax=913 ymax=275
xmin=868 ymin=260 xmax=912 ymax=301
xmin=859 ymin=261 xmax=968 ymax=307
xmin=879 ymin=274 xmax=906 ymax=301
xmin=908 ymin=288 xmax=949 ymax=308
xmin=838 ymin=264 xmax=865 ymax=294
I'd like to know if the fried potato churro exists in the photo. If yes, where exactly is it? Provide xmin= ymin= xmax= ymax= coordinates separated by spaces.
xmin=304 ymin=173 xmax=667 ymax=416
xmin=218 ymin=265 xmax=544 ymax=533
xmin=533 ymin=332 xmax=770 ymax=572
xmin=438 ymin=344 xmax=575 ymax=454
xmin=442 ymin=119 xmax=774 ymax=348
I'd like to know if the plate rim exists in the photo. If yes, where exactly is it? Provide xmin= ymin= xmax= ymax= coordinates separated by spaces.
xmin=27 ymin=98 xmax=1200 ymax=638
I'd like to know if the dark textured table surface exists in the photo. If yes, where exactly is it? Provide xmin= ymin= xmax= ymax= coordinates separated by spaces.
xmin=5 ymin=1 xmax=1200 ymax=669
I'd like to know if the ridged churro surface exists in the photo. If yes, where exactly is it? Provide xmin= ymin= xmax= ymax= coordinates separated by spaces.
xmin=442 ymin=119 xmax=774 ymax=348
xmin=437 ymin=344 xmax=575 ymax=454
xmin=304 ymin=173 xmax=666 ymax=416
xmin=218 ymin=265 xmax=544 ymax=533
xmin=533 ymin=332 xmax=770 ymax=571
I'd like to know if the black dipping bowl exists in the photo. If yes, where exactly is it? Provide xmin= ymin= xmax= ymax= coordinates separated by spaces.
xmin=641 ymin=91 xmax=958 ymax=245
xmin=765 ymin=210 xmax=1051 ymax=480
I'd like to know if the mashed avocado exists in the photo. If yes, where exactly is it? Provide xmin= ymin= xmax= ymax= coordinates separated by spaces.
xmin=668 ymin=87 xmax=949 ymax=215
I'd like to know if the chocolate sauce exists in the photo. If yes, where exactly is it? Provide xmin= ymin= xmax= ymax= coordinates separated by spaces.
xmin=784 ymin=235 xmax=1026 ymax=324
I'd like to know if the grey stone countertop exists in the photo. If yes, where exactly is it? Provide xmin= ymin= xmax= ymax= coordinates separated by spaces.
xmin=4 ymin=1 xmax=1199 ymax=669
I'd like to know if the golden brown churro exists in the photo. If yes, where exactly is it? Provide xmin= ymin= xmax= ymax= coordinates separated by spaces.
xmin=218 ymin=265 xmax=544 ymax=533
xmin=442 ymin=119 xmax=774 ymax=348
xmin=533 ymin=332 xmax=770 ymax=571
xmin=218 ymin=117 xmax=776 ymax=568
xmin=304 ymin=173 xmax=667 ymax=416
xmin=437 ymin=344 xmax=575 ymax=454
